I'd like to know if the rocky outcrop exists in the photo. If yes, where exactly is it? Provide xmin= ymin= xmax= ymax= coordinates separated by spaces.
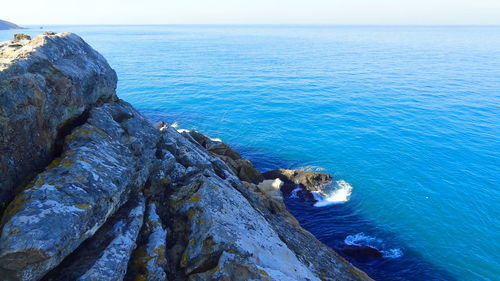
xmin=262 ymin=169 xmax=332 ymax=200
xmin=235 ymin=180 xmax=371 ymax=281
xmin=0 ymin=20 xmax=24 ymax=30
xmin=0 ymin=99 xmax=158 ymax=281
xmin=0 ymin=33 xmax=373 ymax=281
xmin=183 ymin=130 xmax=264 ymax=184
xmin=0 ymin=32 xmax=118 ymax=210
xmin=127 ymin=202 xmax=168 ymax=281
xmin=42 ymin=193 xmax=146 ymax=281
xmin=13 ymin=34 xmax=31 ymax=42
xmin=150 ymin=126 xmax=327 ymax=281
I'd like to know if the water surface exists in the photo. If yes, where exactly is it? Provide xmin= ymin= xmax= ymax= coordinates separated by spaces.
xmin=2 ymin=25 xmax=499 ymax=280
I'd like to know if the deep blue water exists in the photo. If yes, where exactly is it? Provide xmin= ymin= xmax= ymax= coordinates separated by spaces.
xmin=2 ymin=25 xmax=499 ymax=280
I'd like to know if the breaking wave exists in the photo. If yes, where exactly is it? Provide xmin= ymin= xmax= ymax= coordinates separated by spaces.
xmin=345 ymin=232 xmax=403 ymax=259
xmin=289 ymin=187 xmax=301 ymax=199
xmin=313 ymin=180 xmax=353 ymax=207
xmin=295 ymin=165 xmax=326 ymax=172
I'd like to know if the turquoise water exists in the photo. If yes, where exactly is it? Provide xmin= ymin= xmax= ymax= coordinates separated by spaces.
xmin=2 ymin=25 xmax=499 ymax=280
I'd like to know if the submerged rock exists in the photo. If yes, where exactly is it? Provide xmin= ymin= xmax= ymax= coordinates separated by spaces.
xmin=341 ymin=246 xmax=383 ymax=262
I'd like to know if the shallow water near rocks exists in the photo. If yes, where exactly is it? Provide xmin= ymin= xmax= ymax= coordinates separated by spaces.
xmin=2 ymin=25 xmax=499 ymax=280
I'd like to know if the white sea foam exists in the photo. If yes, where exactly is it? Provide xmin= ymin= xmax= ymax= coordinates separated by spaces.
xmin=171 ymin=121 xmax=179 ymax=128
xmin=344 ymin=232 xmax=381 ymax=246
xmin=381 ymin=248 xmax=404 ymax=259
xmin=344 ymin=232 xmax=403 ymax=259
xmin=295 ymin=165 xmax=326 ymax=172
xmin=313 ymin=180 xmax=353 ymax=207
xmin=289 ymin=187 xmax=301 ymax=199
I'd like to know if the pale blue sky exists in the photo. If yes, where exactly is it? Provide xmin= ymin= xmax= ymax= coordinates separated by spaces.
xmin=3 ymin=0 xmax=500 ymax=25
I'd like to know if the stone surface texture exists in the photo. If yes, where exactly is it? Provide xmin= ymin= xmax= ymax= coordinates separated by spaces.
xmin=0 ymin=32 xmax=117 ymax=209
xmin=262 ymin=168 xmax=334 ymax=201
xmin=0 ymin=33 xmax=373 ymax=281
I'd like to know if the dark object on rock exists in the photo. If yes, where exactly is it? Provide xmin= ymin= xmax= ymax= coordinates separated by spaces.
xmin=262 ymin=169 xmax=332 ymax=200
xmin=44 ymin=31 xmax=56 ymax=35
xmin=13 ymin=34 xmax=30 ymax=42
xmin=341 ymin=245 xmax=384 ymax=261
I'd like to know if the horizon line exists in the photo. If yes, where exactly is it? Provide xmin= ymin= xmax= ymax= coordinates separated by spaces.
xmin=18 ymin=23 xmax=500 ymax=27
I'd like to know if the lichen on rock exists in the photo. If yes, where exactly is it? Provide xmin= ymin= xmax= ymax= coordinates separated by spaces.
xmin=0 ymin=32 xmax=373 ymax=281
xmin=0 ymin=32 xmax=118 ymax=211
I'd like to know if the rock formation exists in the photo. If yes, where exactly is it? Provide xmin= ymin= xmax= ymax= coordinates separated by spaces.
xmin=0 ymin=20 xmax=24 ymax=30
xmin=0 ymin=32 xmax=118 ymax=210
xmin=0 ymin=33 xmax=373 ymax=281
xmin=262 ymin=169 xmax=333 ymax=201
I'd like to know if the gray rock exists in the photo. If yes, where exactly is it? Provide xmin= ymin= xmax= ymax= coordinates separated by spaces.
xmin=182 ymin=130 xmax=264 ymax=184
xmin=77 ymin=193 xmax=145 ymax=281
xmin=42 ymin=192 xmax=146 ymax=281
xmin=126 ymin=202 xmax=168 ymax=281
xmin=13 ymin=34 xmax=31 ymax=42
xmin=237 ymin=182 xmax=372 ymax=281
xmin=262 ymin=169 xmax=332 ymax=199
xmin=0 ymin=101 xmax=159 ymax=281
xmin=173 ymin=130 xmax=373 ymax=280
xmin=0 ymin=32 xmax=118 ymax=209
xmin=0 ymin=32 xmax=373 ymax=281
xmin=153 ymin=127 xmax=367 ymax=281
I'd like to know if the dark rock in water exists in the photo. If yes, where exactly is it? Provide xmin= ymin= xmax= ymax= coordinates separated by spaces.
xmin=262 ymin=169 xmax=332 ymax=201
xmin=341 ymin=245 xmax=384 ymax=261
xmin=263 ymin=169 xmax=332 ymax=192
xmin=0 ymin=19 xmax=24 ymax=30
xmin=0 ymin=32 xmax=373 ymax=281
xmin=13 ymin=34 xmax=31 ymax=42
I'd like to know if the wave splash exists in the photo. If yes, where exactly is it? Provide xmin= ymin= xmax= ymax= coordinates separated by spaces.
xmin=295 ymin=165 xmax=326 ymax=172
xmin=345 ymin=232 xmax=403 ymax=259
xmin=313 ymin=180 xmax=353 ymax=207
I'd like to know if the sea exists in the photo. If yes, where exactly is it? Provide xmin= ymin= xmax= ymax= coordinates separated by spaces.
xmin=1 ymin=25 xmax=499 ymax=281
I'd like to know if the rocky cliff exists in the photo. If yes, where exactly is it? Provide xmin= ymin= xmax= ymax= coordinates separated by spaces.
xmin=0 ymin=20 xmax=24 ymax=30
xmin=0 ymin=32 xmax=373 ymax=281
